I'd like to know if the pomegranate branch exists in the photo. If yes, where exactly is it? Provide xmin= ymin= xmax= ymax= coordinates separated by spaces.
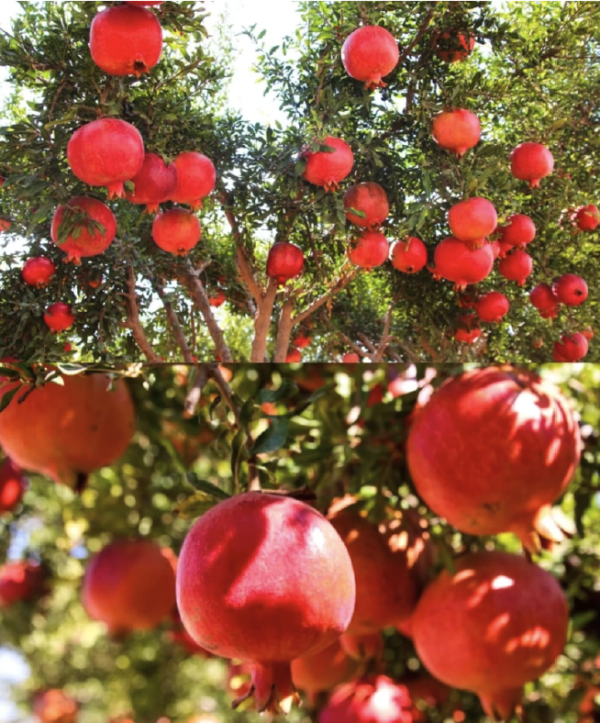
xmin=123 ymin=265 xmax=162 ymax=363
xmin=154 ymin=280 xmax=195 ymax=364
xmin=250 ymin=279 xmax=279 ymax=363
xmin=184 ymin=365 xmax=210 ymax=418
xmin=274 ymin=297 xmax=295 ymax=363
xmin=293 ymin=266 xmax=359 ymax=325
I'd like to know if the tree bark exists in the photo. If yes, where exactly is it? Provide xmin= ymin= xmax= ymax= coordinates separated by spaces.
xmin=250 ymin=279 xmax=278 ymax=362
xmin=274 ymin=299 xmax=295 ymax=362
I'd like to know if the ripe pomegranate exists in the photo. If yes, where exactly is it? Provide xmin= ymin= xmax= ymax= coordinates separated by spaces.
xmin=576 ymin=204 xmax=599 ymax=232
xmin=293 ymin=333 xmax=311 ymax=349
xmin=490 ymin=240 xmax=501 ymax=260
xmin=152 ymin=209 xmax=201 ymax=256
xmin=0 ymin=458 xmax=26 ymax=514
xmin=176 ymin=492 xmax=356 ymax=713
xmin=266 ymin=242 xmax=304 ymax=284
xmin=83 ymin=540 xmax=176 ymax=635
xmin=434 ymin=31 xmax=476 ymax=62
xmin=0 ymin=219 xmax=11 ymax=232
xmin=0 ymin=373 xmax=135 ymax=490
xmin=553 ymin=274 xmax=588 ymax=307
xmin=457 ymin=292 xmax=476 ymax=309
xmin=302 ymin=137 xmax=354 ymax=192
xmin=530 ymin=284 xmax=560 ymax=319
xmin=90 ymin=5 xmax=163 ymax=77
xmin=448 ymin=198 xmax=498 ymax=246
xmin=67 ymin=118 xmax=145 ymax=199
xmin=510 ymin=143 xmax=554 ymax=188
xmin=553 ymin=333 xmax=589 ymax=362
xmin=497 ymin=240 xmax=513 ymax=259
xmin=320 ymin=676 xmax=413 ymax=723
xmin=432 ymin=109 xmax=481 ymax=157
xmin=406 ymin=367 xmax=581 ymax=550
xmin=344 ymin=183 xmax=389 ymax=227
xmin=475 ymin=292 xmax=510 ymax=323
xmin=44 ymin=303 xmax=75 ymax=333
xmin=432 ymin=238 xmax=494 ymax=290
xmin=0 ymin=561 xmax=46 ymax=607
xmin=348 ymin=231 xmax=389 ymax=269
xmin=581 ymin=327 xmax=594 ymax=341
xmin=498 ymin=249 xmax=533 ymax=286
xmin=412 ymin=551 xmax=568 ymax=720
xmin=343 ymin=353 xmax=361 ymax=363
xmin=22 ymin=257 xmax=56 ymax=288
xmin=126 ymin=153 xmax=178 ymax=213
xmin=286 ymin=349 xmax=302 ymax=363
xmin=454 ymin=314 xmax=481 ymax=344
xmin=51 ymin=197 xmax=117 ymax=264
xmin=391 ymin=237 xmax=427 ymax=274
xmin=171 ymin=151 xmax=216 ymax=210
xmin=209 ymin=290 xmax=226 ymax=308
xmin=292 ymin=638 xmax=359 ymax=699
xmin=341 ymin=26 xmax=399 ymax=90
xmin=33 ymin=689 xmax=78 ymax=723
xmin=498 ymin=214 xmax=536 ymax=248
xmin=340 ymin=632 xmax=383 ymax=663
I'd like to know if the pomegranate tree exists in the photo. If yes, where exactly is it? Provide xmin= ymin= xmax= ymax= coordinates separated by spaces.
xmin=0 ymin=458 xmax=26 ymax=514
xmin=553 ymin=333 xmax=589 ymax=362
xmin=454 ymin=314 xmax=481 ymax=344
xmin=319 ymin=676 xmax=414 ymax=723
xmin=152 ymin=209 xmax=201 ymax=256
xmin=431 ymin=238 xmax=494 ymax=290
xmin=344 ymin=183 xmax=389 ymax=227
xmin=51 ymin=197 xmax=117 ymax=264
xmin=530 ymin=283 xmax=560 ymax=319
xmin=498 ymin=249 xmax=533 ymax=286
xmin=302 ymin=136 xmax=354 ymax=192
xmin=0 ymin=561 xmax=46 ymax=607
xmin=266 ymin=242 xmax=304 ymax=284
xmin=341 ymin=26 xmax=399 ymax=90
xmin=434 ymin=31 xmax=476 ymax=62
xmin=553 ymin=274 xmax=588 ymax=306
xmin=390 ymin=237 xmax=428 ymax=274
xmin=432 ymin=109 xmax=481 ymax=157
xmin=348 ymin=231 xmax=389 ymax=269
xmin=510 ymin=143 xmax=554 ymax=188
xmin=474 ymin=292 xmax=510 ymax=323
xmin=44 ymin=303 xmax=75 ymax=333
xmin=171 ymin=152 xmax=217 ymax=210
xmin=448 ymin=198 xmax=498 ymax=246
xmin=126 ymin=153 xmax=178 ymax=213
xmin=575 ymin=204 xmax=599 ymax=232
xmin=21 ymin=257 xmax=56 ymax=288
xmin=498 ymin=214 xmax=536 ymax=248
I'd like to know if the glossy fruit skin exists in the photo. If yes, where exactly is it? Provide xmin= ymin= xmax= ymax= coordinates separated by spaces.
xmin=576 ymin=204 xmax=599 ymax=232
xmin=21 ymin=257 xmax=56 ymax=288
xmin=51 ymin=197 xmax=117 ymax=264
xmin=341 ymin=26 xmax=399 ymax=90
xmin=320 ymin=675 xmax=414 ymax=723
xmin=390 ymin=237 xmax=427 ymax=274
xmin=267 ymin=242 xmax=304 ymax=284
xmin=343 ymin=353 xmax=360 ymax=363
xmin=339 ymin=632 xmax=384 ymax=663
xmin=0 ymin=374 xmax=135 ymax=489
xmin=432 ymin=109 xmax=481 ymax=157
xmin=126 ymin=153 xmax=178 ymax=213
xmin=406 ymin=367 xmax=581 ymax=548
xmin=432 ymin=238 xmax=494 ymax=290
xmin=434 ymin=32 xmax=475 ymax=62
xmin=286 ymin=349 xmax=302 ymax=363
xmin=344 ymin=183 xmax=389 ymax=227
xmin=448 ymin=198 xmax=498 ymax=246
xmin=498 ymin=214 xmax=536 ymax=248
xmin=67 ymin=118 xmax=145 ymax=199
xmin=44 ymin=303 xmax=75 ymax=333
xmin=152 ymin=209 xmax=201 ymax=256
xmin=510 ymin=143 xmax=554 ymax=188
xmin=0 ymin=561 xmax=46 ymax=607
xmin=490 ymin=240 xmax=501 ymax=260
xmin=33 ymin=689 xmax=78 ymax=723
xmin=348 ymin=231 xmax=389 ymax=269
xmin=498 ymin=249 xmax=533 ymax=286
xmin=553 ymin=333 xmax=589 ymax=362
xmin=302 ymin=137 xmax=354 ymax=192
xmin=171 ymin=152 xmax=216 ymax=210
xmin=530 ymin=284 xmax=560 ymax=319
xmin=291 ymin=638 xmax=359 ymax=695
xmin=90 ymin=5 xmax=163 ymax=77
xmin=475 ymin=291 xmax=510 ymax=323
xmin=0 ymin=458 xmax=26 ymax=514
xmin=553 ymin=274 xmax=588 ymax=307
xmin=412 ymin=551 xmax=568 ymax=721
xmin=454 ymin=314 xmax=481 ymax=344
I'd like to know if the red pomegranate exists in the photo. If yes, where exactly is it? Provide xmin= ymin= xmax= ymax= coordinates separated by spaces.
xmin=510 ymin=143 xmax=554 ymax=188
xmin=432 ymin=109 xmax=481 ymax=157
xmin=292 ymin=638 xmax=359 ymax=697
xmin=44 ymin=303 xmax=75 ymax=333
xmin=530 ymin=284 xmax=560 ymax=319
xmin=176 ymin=492 xmax=356 ymax=713
xmin=490 ymin=240 xmax=501 ymax=260
xmin=0 ymin=458 xmax=26 ymax=514
xmin=83 ymin=540 xmax=176 ymax=635
xmin=293 ymin=333 xmax=311 ymax=349
xmin=90 ymin=5 xmax=163 ymax=77
xmin=67 ymin=118 xmax=145 ymax=199
xmin=412 ymin=551 xmax=568 ymax=720
xmin=51 ymin=197 xmax=117 ymax=264
xmin=320 ymin=676 xmax=413 ymax=723
xmin=432 ymin=238 xmax=494 ymax=290
xmin=209 ymin=290 xmax=226 ymax=308
xmin=266 ymin=242 xmax=304 ymax=284
xmin=126 ymin=153 xmax=178 ymax=213
xmin=0 ymin=373 xmax=135 ymax=490
xmin=498 ymin=249 xmax=533 ymax=286
xmin=581 ymin=327 xmax=595 ymax=341
xmin=391 ymin=237 xmax=427 ymax=274
xmin=553 ymin=274 xmax=588 ymax=307
xmin=576 ymin=204 xmax=599 ymax=232
xmin=498 ymin=214 xmax=536 ymax=248
xmin=33 ymin=689 xmax=78 ymax=723
xmin=286 ymin=350 xmax=302 ymax=363
xmin=341 ymin=26 xmax=399 ymax=90
xmin=340 ymin=632 xmax=383 ymax=663
xmin=434 ymin=32 xmax=476 ymax=63
xmin=171 ymin=152 xmax=216 ymax=210
xmin=302 ymin=137 xmax=354 ymax=192
xmin=454 ymin=314 xmax=481 ymax=344
xmin=344 ymin=183 xmax=389 ymax=227
xmin=22 ymin=257 xmax=56 ymax=288
xmin=474 ymin=292 xmax=510 ymax=323
xmin=168 ymin=626 xmax=214 ymax=657
xmin=406 ymin=367 xmax=581 ymax=550
xmin=448 ymin=198 xmax=498 ymax=246
xmin=0 ymin=219 xmax=11 ymax=233
xmin=497 ymin=240 xmax=513 ymax=259
xmin=0 ymin=561 xmax=46 ymax=607
xmin=348 ymin=231 xmax=389 ymax=269
xmin=457 ymin=292 xmax=476 ymax=309
xmin=553 ymin=333 xmax=589 ymax=362
xmin=343 ymin=353 xmax=361 ymax=364
xmin=152 ymin=209 xmax=201 ymax=256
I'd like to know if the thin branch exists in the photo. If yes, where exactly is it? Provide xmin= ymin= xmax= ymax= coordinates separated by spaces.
xmin=124 ymin=266 xmax=162 ymax=363
xmin=154 ymin=281 xmax=195 ymax=363
xmin=337 ymin=332 xmax=370 ymax=360
xmin=274 ymin=297 xmax=295 ymax=363
xmin=373 ymin=294 xmax=400 ymax=363
xmin=207 ymin=364 xmax=240 ymax=427
xmin=358 ymin=333 xmax=377 ymax=356
xmin=397 ymin=5 xmax=436 ymax=66
xmin=294 ymin=267 xmax=358 ymax=325
xmin=184 ymin=365 xmax=209 ymax=418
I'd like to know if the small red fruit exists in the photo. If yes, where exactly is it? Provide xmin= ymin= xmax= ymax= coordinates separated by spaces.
xmin=498 ymin=214 xmax=536 ymax=248
xmin=342 ymin=353 xmax=361 ymax=364
xmin=390 ymin=237 xmax=427 ymax=274
xmin=152 ymin=209 xmax=201 ymax=256
xmin=171 ymin=152 xmax=217 ymax=210
xmin=474 ymin=291 xmax=510 ymax=323
xmin=434 ymin=31 xmax=476 ymax=63
xmin=432 ymin=237 xmax=494 ymax=290
xmin=319 ymin=676 xmax=413 ymax=723
xmin=33 ymin=689 xmax=78 ymax=723
xmin=553 ymin=274 xmax=588 ymax=307
xmin=51 ymin=197 xmax=117 ymax=264
xmin=575 ymin=204 xmax=599 ymax=232
xmin=432 ymin=109 xmax=481 ymax=157
xmin=22 ymin=257 xmax=56 ymax=288
xmin=0 ymin=561 xmax=46 ymax=607
xmin=302 ymin=137 xmax=354 ymax=192
xmin=530 ymin=284 xmax=560 ymax=319
xmin=209 ymin=291 xmax=227 ymax=308
xmin=286 ymin=349 xmax=302 ymax=363
xmin=553 ymin=333 xmax=589 ymax=362
xmin=348 ymin=231 xmax=389 ymax=269
xmin=0 ymin=459 xmax=26 ymax=514
xmin=266 ymin=242 xmax=304 ymax=284
xmin=44 ymin=303 xmax=75 ymax=333
xmin=292 ymin=334 xmax=311 ymax=349
xmin=581 ymin=327 xmax=594 ymax=341
xmin=510 ymin=143 xmax=554 ymax=188
xmin=126 ymin=153 xmax=178 ymax=214
xmin=448 ymin=198 xmax=498 ymax=246
xmin=498 ymin=249 xmax=533 ymax=286
xmin=0 ymin=219 xmax=11 ymax=233
xmin=341 ymin=26 xmax=399 ymax=90
xmin=291 ymin=638 xmax=358 ymax=697
xmin=344 ymin=183 xmax=389 ymax=227
xmin=454 ymin=314 xmax=481 ymax=344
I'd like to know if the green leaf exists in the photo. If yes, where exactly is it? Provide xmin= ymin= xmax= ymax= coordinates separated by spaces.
xmin=56 ymin=363 xmax=88 ymax=376
xmin=258 ymin=379 xmax=298 ymax=405
xmin=209 ymin=393 xmax=222 ymax=419
xmin=251 ymin=416 xmax=290 ymax=455
xmin=0 ymin=384 xmax=23 ymax=414
xmin=185 ymin=473 xmax=231 ymax=500
xmin=285 ymin=384 xmax=334 ymax=418
xmin=230 ymin=428 xmax=247 ymax=489
xmin=173 ymin=492 xmax=222 ymax=520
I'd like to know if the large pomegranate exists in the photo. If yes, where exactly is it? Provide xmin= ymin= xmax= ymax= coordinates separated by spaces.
xmin=152 ymin=209 xmax=201 ymax=256
xmin=302 ymin=137 xmax=354 ymax=192
xmin=171 ymin=151 xmax=216 ymax=210
xmin=348 ymin=231 xmax=389 ymax=269
xmin=498 ymin=249 xmax=533 ymax=286
xmin=406 ymin=367 xmax=581 ymax=550
xmin=434 ymin=31 xmax=476 ymax=63
xmin=291 ymin=638 xmax=359 ymax=699
xmin=67 ymin=118 xmax=145 ymax=199
xmin=510 ymin=143 xmax=554 ymax=188
xmin=412 ymin=551 xmax=568 ymax=721
xmin=176 ymin=492 xmax=356 ymax=713
xmin=267 ymin=242 xmax=305 ymax=284
xmin=432 ymin=109 xmax=481 ymax=157
xmin=0 ymin=373 xmax=135 ymax=490
xmin=0 ymin=561 xmax=46 ymax=607
xmin=0 ymin=458 xmax=26 ymax=514
xmin=454 ymin=314 xmax=481 ymax=345
xmin=51 ymin=197 xmax=117 ymax=264
xmin=126 ymin=153 xmax=178 ymax=213
xmin=90 ymin=4 xmax=163 ymax=77
xmin=432 ymin=238 xmax=494 ymax=290
xmin=553 ymin=274 xmax=588 ymax=307
xmin=474 ymin=291 xmax=510 ymax=323
xmin=22 ymin=257 xmax=56 ymax=288
xmin=553 ymin=333 xmax=589 ymax=362
xmin=319 ymin=676 xmax=414 ymax=723
xmin=344 ymin=183 xmax=389 ymax=227
xmin=33 ymin=689 xmax=78 ymax=723
xmin=44 ymin=303 xmax=75 ymax=333
xmin=341 ymin=26 xmax=399 ymax=90
xmin=530 ymin=284 xmax=560 ymax=319
xmin=576 ymin=204 xmax=599 ymax=232
xmin=498 ymin=214 xmax=536 ymax=248
xmin=390 ymin=237 xmax=427 ymax=274
xmin=448 ymin=198 xmax=498 ymax=246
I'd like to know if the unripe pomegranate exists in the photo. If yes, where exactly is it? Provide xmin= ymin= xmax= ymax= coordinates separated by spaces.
xmin=390 ymin=237 xmax=427 ymax=274
xmin=498 ymin=249 xmax=533 ymax=286
xmin=44 ymin=303 xmax=75 ymax=333
xmin=553 ymin=274 xmax=588 ymax=307
xmin=286 ymin=350 xmax=302 ymax=363
xmin=474 ymin=292 xmax=510 ymax=323
xmin=171 ymin=152 xmax=216 ymax=210
xmin=22 ymin=257 xmax=56 ymax=288
xmin=209 ymin=290 xmax=226 ymax=308
xmin=293 ymin=333 xmax=311 ymax=349
xmin=152 ymin=209 xmax=201 ymax=256
xmin=530 ymin=284 xmax=560 ymax=319
xmin=406 ymin=367 xmax=581 ymax=550
xmin=432 ymin=109 xmax=481 ymax=157
xmin=51 ymin=197 xmax=117 ymax=264
xmin=434 ymin=31 xmax=476 ymax=63
xmin=340 ymin=632 xmax=383 ymax=663
xmin=67 ymin=118 xmax=145 ymax=199
xmin=412 ymin=551 xmax=568 ymax=720
xmin=0 ymin=561 xmax=46 ymax=607
xmin=510 ymin=143 xmax=554 ymax=188
xmin=344 ymin=183 xmax=389 ymax=227
xmin=302 ymin=137 xmax=354 ymax=192
xmin=0 ymin=373 xmax=135 ymax=489
xmin=343 ymin=353 xmax=360 ymax=363
xmin=553 ymin=333 xmax=589 ymax=362
xmin=576 ymin=204 xmax=599 ymax=232
xmin=454 ymin=314 xmax=481 ymax=344
xmin=320 ymin=676 xmax=414 ymax=723
xmin=498 ymin=214 xmax=536 ymax=248
xmin=0 ymin=458 xmax=26 ymax=514
xmin=90 ymin=5 xmax=163 ymax=77
xmin=176 ymin=492 xmax=356 ymax=713
xmin=266 ymin=242 xmax=304 ymax=284
xmin=126 ymin=153 xmax=178 ymax=213
xmin=33 ymin=689 xmax=78 ymax=723
xmin=432 ymin=237 xmax=494 ymax=290
xmin=341 ymin=26 xmax=399 ymax=90
xmin=292 ymin=638 xmax=359 ymax=697
xmin=448 ymin=198 xmax=498 ymax=246
xmin=348 ymin=231 xmax=389 ymax=269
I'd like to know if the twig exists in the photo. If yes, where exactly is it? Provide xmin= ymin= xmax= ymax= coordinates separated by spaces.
xmin=184 ymin=365 xmax=209 ymax=418
xmin=154 ymin=281 xmax=195 ymax=363
xmin=337 ymin=332 xmax=370 ymax=360
xmin=274 ymin=297 xmax=295 ymax=363
xmin=294 ymin=267 xmax=358 ymax=324
xmin=208 ymin=365 xmax=240 ymax=427
xmin=124 ymin=266 xmax=162 ymax=363
xmin=397 ymin=5 xmax=436 ymax=66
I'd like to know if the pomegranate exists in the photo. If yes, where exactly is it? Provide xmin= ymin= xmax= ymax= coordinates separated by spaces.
xmin=432 ymin=109 xmax=481 ymax=157
xmin=497 ymin=240 xmax=513 ymax=259
xmin=391 ymin=237 xmax=427 ymax=274
xmin=292 ymin=333 xmax=311 ymax=349
xmin=67 ymin=118 xmax=145 ymax=199
xmin=341 ymin=26 xmax=399 ymax=90
xmin=152 ymin=209 xmax=201 ymax=256
xmin=0 ymin=219 xmax=11 ymax=232
xmin=343 ymin=353 xmax=361 ymax=363
xmin=51 ymin=197 xmax=117 ymax=264
xmin=457 ymin=292 xmax=476 ymax=309
xmin=292 ymin=638 xmax=359 ymax=698
xmin=176 ymin=492 xmax=356 ymax=713
xmin=126 ymin=153 xmax=178 ymax=213
xmin=498 ymin=214 xmax=536 ymax=248
xmin=340 ymin=632 xmax=383 ymax=663
xmin=90 ymin=5 xmax=163 ymax=77
xmin=530 ymin=284 xmax=560 ymax=319
xmin=412 ymin=551 xmax=568 ymax=720
xmin=581 ymin=327 xmax=595 ymax=341
xmin=553 ymin=333 xmax=589 ymax=362
xmin=406 ymin=367 xmax=581 ymax=550
xmin=302 ymin=136 xmax=354 ymax=192
xmin=434 ymin=32 xmax=476 ymax=63
xmin=22 ymin=257 xmax=56 ymax=288
xmin=0 ymin=373 xmax=135 ymax=490
xmin=448 ymin=198 xmax=498 ymax=246
xmin=498 ymin=249 xmax=533 ymax=286
xmin=286 ymin=350 xmax=302 ymax=363
xmin=490 ymin=240 xmax=501 ymax=259
xmin=320 ymin=676 xmax=413 ymax=723
xmin=0 ymin=561 xmax=46 ymax=607
xmin=171 ymin=151 xmax=216 ymax=210
xmin=0 ymin=458 xmax=26 ymax=514
xmin=348 ymin=231 xmax=389 ymax=269
xmin=44 ymin=303 xmax=75 ymax=333
xmin=510 ymin=143 xmax=554 ymax=188
xmin=576 ymin=204 xmax=599 ymax=232
xmin=474 ymin=292 xmax=510 ymax=323
xmin=266 ymin=242 xmax=304 ymax=284
xmin=209 ymin=290 xmax=226 ymax=308
xmin=344 ymin=183 xmax=389 ymax=227
xmin=432 ymin=238 xmax=494 ymax=290
xmin=33 ymin=690 xmax=78 ymax=723
xmin=454 ymin=314 xmax=481 ymax=344
xmin=553 ymin=274 xmax=588 ymax=307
